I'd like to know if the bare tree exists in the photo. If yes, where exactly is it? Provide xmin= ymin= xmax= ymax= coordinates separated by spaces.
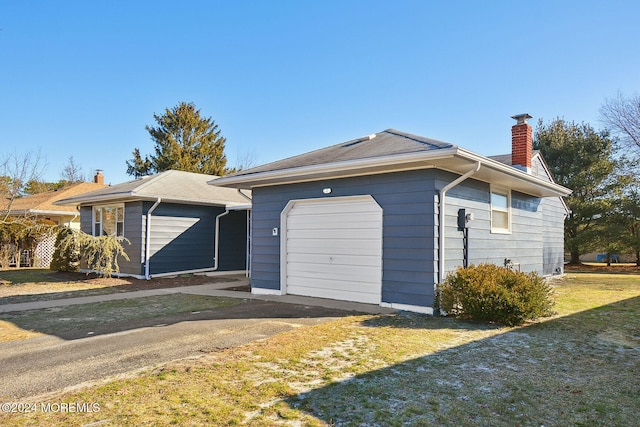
xmin=1 ymin=149 xmax=46 ymax=222
xmin=600 ymin=92 xmax=640 ymax=155
xmin=229 ymin=148 xmax=258 ymax=173
xmin=60 ymin=156 xmax=86 ymax=183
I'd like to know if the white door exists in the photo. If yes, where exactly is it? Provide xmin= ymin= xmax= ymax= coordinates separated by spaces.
xmin=282 ymin=195 xmax=383 ymax=304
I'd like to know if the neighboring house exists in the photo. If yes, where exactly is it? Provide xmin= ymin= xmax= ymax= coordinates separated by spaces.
xmin=580 ymin=252 xmax=634 ymax=263
xmin=0 ymin=175 xmax=107 ymax=267
xmin=210 ymin=114 xmax=572 ymax=314
xmin=56 ymin=170 xmax=251 ymax=279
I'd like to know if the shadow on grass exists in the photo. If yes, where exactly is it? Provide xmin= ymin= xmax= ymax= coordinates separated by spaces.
xmin=285 ymin=296 xmax=640 ymax=426
xmin=0 ymin=295 xmax=358 ymax=341
xmin=0 ymin=269 xmax=94 ymax=284
xmin=0 ymin=269 xmax=242 ymax=305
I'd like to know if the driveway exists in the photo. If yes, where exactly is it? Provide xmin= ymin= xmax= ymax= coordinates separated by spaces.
xmin=0 ymin=278 xmax=390 ymax=400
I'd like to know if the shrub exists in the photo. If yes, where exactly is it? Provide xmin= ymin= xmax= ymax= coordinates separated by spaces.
xmin=56 ymin=229 xmax=130 ymax=277
xmin=436 ymin=263 xmax=555 ymax=326
xmin=50 ymin=227 xmax=81 ymax=272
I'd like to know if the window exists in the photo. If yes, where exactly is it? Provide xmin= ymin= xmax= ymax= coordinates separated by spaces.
xmin=490 ymin=188 xmax=510 ymax=233
xmin=93 ymin=205 xmax=124 ymax=237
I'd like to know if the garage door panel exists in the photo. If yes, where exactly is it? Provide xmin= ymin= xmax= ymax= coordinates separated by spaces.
xmin=287 ymin=285 xmax=380 ymax=304
xmin=288 ymin=217 xmax=381 ymax=230
xmin=284 ymin=196 xmax=382 ymax=304
xmin=287 ymin=238 xmax=382 ymax=254
xmin=288 ymin=277 xmax=380 ymax=297
xmin=287 ymin=253 xmax=382 ymax=267
xmin=287 ymin=228 xmax=381 ymax=240
xmin=287 ymin=262 xmax=379 ymax=280
xmin=288 ymin=201 xmax=381 ymax=216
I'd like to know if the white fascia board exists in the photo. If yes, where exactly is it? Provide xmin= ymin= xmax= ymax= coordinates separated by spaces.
xmin=211 ymin=146 xmax=571 ymax=197
xmin=455 ymin=148 xmax=572 ymax=197
xmin=54 ymin=192 xmax=137 ymax=206
xmin=225 ymin=204 xmax=252 ymax=210
xmin=57 ymin=193 xmax=233 ymax=207
xmin=30 ymin=209 xmax=78 ymax=216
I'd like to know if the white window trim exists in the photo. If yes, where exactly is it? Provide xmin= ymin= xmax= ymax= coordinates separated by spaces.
xmin=92 ymin=204 xmax=125 ymax=238
xmin=490 ymin=186 xmax=511 ymax=234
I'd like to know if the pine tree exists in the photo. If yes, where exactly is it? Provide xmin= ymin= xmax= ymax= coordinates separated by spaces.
xmin=127 ymin=102 xmax=228 ymax=177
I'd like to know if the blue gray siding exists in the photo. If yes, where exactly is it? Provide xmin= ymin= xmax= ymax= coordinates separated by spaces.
xmin=80 ymin=204 xmax=144 ymax=275
xmin=541 ymin=196 xmax=566 ymax=275
xmin=437 ymin=170 xmax=544 ymax=277
xmin=80 ymin=202 xmax=247 ymax=276
xmin=217 ymin=210 xmax=249 ymax=271
xmin=251 ymin=163 xmax=567 ymax=309
xmin=144 ymin=202 xmax=218 ymax=275
xmin=251 ymin=170 xmax=438 ymax=307
xmin=532 ymin=155 xmax=566 ymax=275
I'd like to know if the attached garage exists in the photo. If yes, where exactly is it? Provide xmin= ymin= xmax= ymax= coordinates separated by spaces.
xmin=281 ymin=195 xmax=383 ymax=304
xmin=210 ymin=126 xmax=571 ymax=314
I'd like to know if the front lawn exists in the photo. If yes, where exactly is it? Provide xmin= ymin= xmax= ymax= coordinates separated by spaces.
xmin=1 ymin=273 xmax=639 ymax=426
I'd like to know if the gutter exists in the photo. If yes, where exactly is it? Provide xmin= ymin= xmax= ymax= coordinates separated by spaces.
xmin=438 ymin=162 xmax=481 ymax=285
xmin=211 ymin=149 xmax=459 ymax=188
xmin=144 ymin=197 xmax=162 ymax=280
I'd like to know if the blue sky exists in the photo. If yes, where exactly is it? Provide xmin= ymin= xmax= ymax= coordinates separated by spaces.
xmin=1 ymin=1 xmax=638 ymax=185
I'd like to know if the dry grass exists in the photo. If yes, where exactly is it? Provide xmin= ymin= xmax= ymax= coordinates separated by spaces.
xmin=0 ymin=269 xmax=237 ymax=305
xmin=1 ymin=273 xmax=639 ymax=426
xmin=0 ymin=294 xmax=243 ymax=343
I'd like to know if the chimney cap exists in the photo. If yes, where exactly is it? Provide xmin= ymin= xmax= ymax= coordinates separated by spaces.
xmin=511 ymin=113 xmax=533 ymax=124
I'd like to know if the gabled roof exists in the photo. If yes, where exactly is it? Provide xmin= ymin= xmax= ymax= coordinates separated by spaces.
xmin=1 ymin=182 xmax=107 ymax=216
xmin=211 ymin=129 xmax=571 ymax=198
xmin=55 ymin=170 xmax=251 ymax=207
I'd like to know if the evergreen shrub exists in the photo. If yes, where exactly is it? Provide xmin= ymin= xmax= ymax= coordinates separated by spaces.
xmin=436 ymin=263 xmax=555 ymax=326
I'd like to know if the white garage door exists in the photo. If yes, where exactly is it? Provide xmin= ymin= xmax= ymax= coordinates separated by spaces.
xmin=283 ymin=195 xmax=383 ymax=304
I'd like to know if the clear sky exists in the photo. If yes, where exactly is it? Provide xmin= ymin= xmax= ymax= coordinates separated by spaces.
xmin=1 ymin=1 xmax=638 ymax=185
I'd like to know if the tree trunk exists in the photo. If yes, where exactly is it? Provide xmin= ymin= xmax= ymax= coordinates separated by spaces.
xmin=570 ymin=250 xmax=581 ymax=264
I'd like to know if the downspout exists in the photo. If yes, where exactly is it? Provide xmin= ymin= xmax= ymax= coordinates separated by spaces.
xmin=237 ymin=188 xmax=252 ymax=277
xmin=438 ymin=162 xmax=481 ymax=284
xmin=214 ymin=209 xmax=231 ymax=270
xmin=144 ymin=197 xmax=162 ymax=280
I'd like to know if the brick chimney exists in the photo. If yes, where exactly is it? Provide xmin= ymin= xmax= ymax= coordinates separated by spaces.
xmin=94 ymin=170 xmax=105 ymax=185
xmin=511 ymin=113 xmax=533 ymax=173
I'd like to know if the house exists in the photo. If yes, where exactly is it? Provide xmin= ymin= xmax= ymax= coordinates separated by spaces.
xmin=210 ymin=114 xmax=571 ymax=314
xmin=56 ymin=170 xmax=251 ymax=279
xmin=0 ymin=175 xmax=107 ymax=267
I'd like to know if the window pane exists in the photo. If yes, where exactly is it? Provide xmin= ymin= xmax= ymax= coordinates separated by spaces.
xmin=116 ymin=222 xmax=124 ymax=237
xmin=116 ymin=207 xmax=124 ymax=222
xmin=94 ymin=208 xmax=101 ymax=236
xmin=492 ymin=211 xmax=509 ymax=230
xmin=491 ymin=192 xmax=508 ymax=210
xmin=102 ymin=207 xmax=117 ymax=236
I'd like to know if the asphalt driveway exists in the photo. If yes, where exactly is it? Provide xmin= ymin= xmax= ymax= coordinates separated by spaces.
xmin=0 ymin=277 xmax=390 ymax=400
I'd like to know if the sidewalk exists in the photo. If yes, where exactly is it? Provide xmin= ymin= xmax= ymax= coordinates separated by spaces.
xmin=0 ymin=276 xmax=394 ymax=315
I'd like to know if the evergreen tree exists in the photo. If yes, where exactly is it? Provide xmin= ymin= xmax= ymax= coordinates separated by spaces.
xmin=127 ymin=102 xmax=228 ymax=177
xmin=534 ymin=118 xmax=619 ymax=264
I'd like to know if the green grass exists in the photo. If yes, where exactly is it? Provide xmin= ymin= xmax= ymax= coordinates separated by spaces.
xmin=0 ymin=268 xmax=68 ymax=284
xmin=1 ymin=273 xmax=639 ymax=426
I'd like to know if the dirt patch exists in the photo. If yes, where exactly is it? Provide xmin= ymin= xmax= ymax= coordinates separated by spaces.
xmin=565 ymin=263 xmax=640 ymax=274
xmin=0 ymin=270 xmax=241 ymax=304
